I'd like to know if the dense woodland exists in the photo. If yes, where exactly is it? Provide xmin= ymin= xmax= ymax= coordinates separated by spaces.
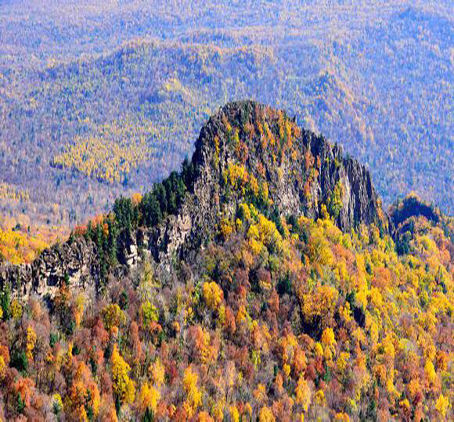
xmin=0 ymin=188 xmax=453 ymax=420
xmin=0 ymin=102 xmax=453 ymax=421
xmin=0 ymin=2 xmax=453 ymax=420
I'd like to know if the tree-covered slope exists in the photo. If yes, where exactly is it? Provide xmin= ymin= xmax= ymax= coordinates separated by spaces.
xmin=0 ymin=102 xmax=452 ymax=421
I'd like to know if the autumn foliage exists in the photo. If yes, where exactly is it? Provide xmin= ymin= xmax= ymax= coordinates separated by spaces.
xmin=0 ymin=109 xmax=453 ymax=421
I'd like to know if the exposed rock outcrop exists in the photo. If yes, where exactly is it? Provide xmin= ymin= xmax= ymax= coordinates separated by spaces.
xmin=0 ymin=237 xmax=99 ymax=299
xmin=153 ymin=101 xmax=388 ymax=261
xmin=0 ymin=101 xmax=388 ymax=298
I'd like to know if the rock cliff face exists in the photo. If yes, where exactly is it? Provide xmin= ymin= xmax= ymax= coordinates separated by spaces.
xmin=0 ymin=237 xmax=99 ymax=299
xmin=0 ymin=101 xmax=388 ymax=298
xmin=160 ymin=101 xmax=388 ymax=259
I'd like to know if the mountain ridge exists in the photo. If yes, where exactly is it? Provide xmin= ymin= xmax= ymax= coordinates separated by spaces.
xmin=0 ymin=101 xmax=389 ymax=298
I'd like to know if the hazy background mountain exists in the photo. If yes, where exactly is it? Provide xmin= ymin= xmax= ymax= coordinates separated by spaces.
xmin=0 ymin=0 xmax=452 ymax=230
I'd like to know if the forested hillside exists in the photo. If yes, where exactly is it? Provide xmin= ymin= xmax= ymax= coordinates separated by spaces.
xmin=0 ymin=1 xmax=453 ymax=251
xmin=0 ymin=102 xmax=452 ymax=421
xmin=0 ymin=1 xmax=452 ymax=419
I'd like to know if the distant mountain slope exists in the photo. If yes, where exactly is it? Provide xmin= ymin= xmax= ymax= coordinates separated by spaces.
xmin=327 ymin=7 xmax=454 ymax=210
xmin=3 ymin=1 xmax=450 ymax=69
xmin=0 ymin=3 xmax=452 ymax=233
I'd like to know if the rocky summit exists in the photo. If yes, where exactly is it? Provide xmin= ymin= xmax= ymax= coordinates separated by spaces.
xmin=0 ymin=101 xmax=389 ymax=298
xmin=0 ymin=101 xmax=388 ymax=296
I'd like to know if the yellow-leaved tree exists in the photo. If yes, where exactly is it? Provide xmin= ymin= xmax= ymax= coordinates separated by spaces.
xmin=111 ymin=344 xmax=135 ymax=406
xmin=138 ymin=382 xmax=160 ymax=414
xmin=202 ymin=281 xmax=224 ymax=310
xmin=183 ymin=366 xmax=202 ymax=418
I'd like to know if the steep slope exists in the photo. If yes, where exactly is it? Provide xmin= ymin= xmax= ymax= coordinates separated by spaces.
xmin=0 ymin=101 xmax=387 ymax=297
xmin=0 ymin=102 xmax=452 ymax=421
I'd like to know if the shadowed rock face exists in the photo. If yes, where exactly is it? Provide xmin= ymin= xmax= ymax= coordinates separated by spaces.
xmin=0 ymin=100 xmax=388 ymax=298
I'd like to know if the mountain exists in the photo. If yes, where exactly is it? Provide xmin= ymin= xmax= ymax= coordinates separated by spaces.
xmin=0 ymin=102 xmax=452 ymax=421
xmin=0 ymin=3 xmax=453 ymax=243
xmin=0 ymin=101 xmax=387 ymax=297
